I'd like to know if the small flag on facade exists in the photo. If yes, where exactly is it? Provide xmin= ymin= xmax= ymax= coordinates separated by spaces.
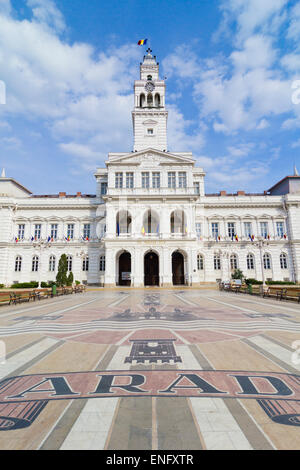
xmin=235 ymin=234 xmax=239 ymax=242
xmin=15 ymin=237 xmax=19 ymax=243
xmin=141 ymin=226 xmax=145 ymax=236
xmin=137 ymin=39 xmax=148 ymax=46
xmin=284 ymin=233 xmax=287 ymax=239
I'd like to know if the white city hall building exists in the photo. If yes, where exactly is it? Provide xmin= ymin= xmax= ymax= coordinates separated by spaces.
xmin=1 ymin=49 xmax=300 ymax=288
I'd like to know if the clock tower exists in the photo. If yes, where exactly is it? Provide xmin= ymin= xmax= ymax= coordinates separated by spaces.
xmin=132 ymin=48 xmax=168 ymax=152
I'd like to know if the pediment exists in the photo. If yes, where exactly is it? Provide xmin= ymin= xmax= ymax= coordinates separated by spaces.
xmin=107 ymin=148 xmax=195 ymax=166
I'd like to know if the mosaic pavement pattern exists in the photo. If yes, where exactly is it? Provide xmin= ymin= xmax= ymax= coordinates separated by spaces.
xmin=0 ymin=288 xmax=299 ymax=450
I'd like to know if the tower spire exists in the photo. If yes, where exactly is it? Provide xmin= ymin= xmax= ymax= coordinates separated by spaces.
xmin=1 ymin=168 xmax=5 ymax=178
xmin=294 ymin=164 xmax=299 ymax=176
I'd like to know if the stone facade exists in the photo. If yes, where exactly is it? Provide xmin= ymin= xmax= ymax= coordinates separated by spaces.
xmin=0 ymin=49 xmax=300 ymax=287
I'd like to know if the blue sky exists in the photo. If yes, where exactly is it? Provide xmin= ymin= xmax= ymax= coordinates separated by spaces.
xmin=0 ymin=0 xmax=300 ymax=194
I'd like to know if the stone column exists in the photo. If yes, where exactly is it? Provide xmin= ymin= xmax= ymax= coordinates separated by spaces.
xmin=104 ymin=247 xmax=116 ymax=287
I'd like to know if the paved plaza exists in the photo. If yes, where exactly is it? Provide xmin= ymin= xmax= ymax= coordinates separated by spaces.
xmin=0 ymin=288 xmax=299 ymax=450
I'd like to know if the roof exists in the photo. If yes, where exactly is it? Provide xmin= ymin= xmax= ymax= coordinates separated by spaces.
xmin=267 ymin=175 xmax=300 ymax=193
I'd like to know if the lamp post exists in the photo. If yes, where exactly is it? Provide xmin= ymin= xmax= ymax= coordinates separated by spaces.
xmin=32 ymin=240 xmax=51 ymax=288
xmin=254 ymin=238 xmax=269 ymax=290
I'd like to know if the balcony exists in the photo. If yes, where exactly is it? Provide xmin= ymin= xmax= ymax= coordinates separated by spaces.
xmin=107 ymin=187 xmax=200 ymax=197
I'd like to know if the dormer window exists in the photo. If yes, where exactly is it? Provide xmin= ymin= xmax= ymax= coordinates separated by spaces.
xmin=147 ymin=75 xmax=152 ymax=81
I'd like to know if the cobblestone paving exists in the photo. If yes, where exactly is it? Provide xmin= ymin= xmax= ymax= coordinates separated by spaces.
xmin=0 ymin=288 xmax=299 ymax=450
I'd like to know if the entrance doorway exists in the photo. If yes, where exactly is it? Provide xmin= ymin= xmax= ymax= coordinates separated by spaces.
xmin=144 ymin=252 xmax=159 ymax=286
xmin=118 ymin=252 xmax=131 ymax=286
xmin=172 ymin=251 xmax=185 ymax=285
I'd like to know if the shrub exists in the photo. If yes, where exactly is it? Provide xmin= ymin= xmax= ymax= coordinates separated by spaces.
xmin=0 ymin=284 xmax=4 ymax=289
xmin=75 ymin=280 xmax=80 ymax=285
xmin=245 ymin=278 xmax=263 ymax=285
xmin=11 ymin=282 xmax=39 ymax=289
xmin=66 ymin=272 xmax=74 ymax=287
xmin=266 ymin=280 xmax=296 ymax=285
xmin=40 ymin=282 xmax=56 ymax=288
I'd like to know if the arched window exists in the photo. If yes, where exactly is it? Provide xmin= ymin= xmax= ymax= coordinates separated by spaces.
xmin=263 ymin=253 xmax=271 ymax=270
xmin=155 ymin=93 xmax=160 ymax=107
xmin=147 ymin=75 xmax=152 ymax=81
xmin=143 ymin=209 xmax=159 ymax=234
xmin=67 ymin=255 xmax=72 ymax=272
xmin=49 ymin=255 xmax=56 ymax=272
xmin=170 ymin=210 xmax=186 ymax=234
xmin=197 ymin=254 xmax=204 ymax=270
xmin=32 ymin=256 xmax=39 ymax=272
xmin=147 ymin=93 xmax=153 ymax=106
xmin=214 ymin=254 xmax=221 ymax=270
xmin=230 ymin=254 xmax=238 ymax=270
xmin=280 ymin=253 xmax=288 ymax=269
xmin=82 ymin=256 xmax=89 ymax=272
xmin=140 ymin=93 xmax=145 ymax=107
xmin=247 ymin=254 xmax=255 ymax=270
xmin=99 ymin=256 xmax=105 ymax=272
xmin=116 ymin=211 xmax=132 ymax=235
xmin=15 ymin=256 xmax=22 ymax=272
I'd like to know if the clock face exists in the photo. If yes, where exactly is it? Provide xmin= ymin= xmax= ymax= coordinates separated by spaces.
xmin=145 ymin=81 xmax=155 ymax=92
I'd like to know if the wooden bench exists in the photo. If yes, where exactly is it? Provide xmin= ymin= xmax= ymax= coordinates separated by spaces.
xmin=9 ymin=291 xmax=31 ymax=304
xmin=281 ymin=287 xmax=300 ymax=303
xmin=0 ymin=292 xmax=12 ymax=305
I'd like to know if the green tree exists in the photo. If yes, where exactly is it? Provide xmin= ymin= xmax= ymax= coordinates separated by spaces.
xmin=67 ymin=271 xmax=74 ymax=287
xmin=231 ymin=269 xmax=244 ymax=280
xmin=56 ymin=254 xmax=68 ymax=287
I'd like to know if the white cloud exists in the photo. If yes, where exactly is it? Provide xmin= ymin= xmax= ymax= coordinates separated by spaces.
xmin=286 ymin=3 xmax=300 ymax=43
xmin=219 ymin=0 xmax=288 ymax=42
xmin=26 ymin=0 xmax=66 ymax=33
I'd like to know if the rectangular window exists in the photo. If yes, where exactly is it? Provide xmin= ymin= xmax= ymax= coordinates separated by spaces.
xmin=82 ymin=257 xmax=89 ymax=272
xmin=115 ymin=172 xmax=123 ymax=189
xmin=147 ymin=128 xmax=153 ymax=135
xmin=34 ymin=224 xmax=41 ymax=240
xmin=100 ymin=182 xmax=107 ymax=195
xmin=244 ymin=222 xmax=252 ymax=238
xmin=126 ymin=172 xmax=134 ymax=189
xmin=100 ymin=225 xmax=106 ymax=238
xmin=168 ymin=172 xmax=176 ymax=189
xmin=194 ymin=182 xmax=200 ymax=195
xmin=211 ymin=223 xmax=219 ymax=238
xmin=260 ymin=222 xmax=268 ymax=238
xmin=99 ymin=256 xmax=106 ymax=271
xmin=142 ymin=172 xmax=150 ymax=189
xmin=214 ymin=256 xmax=221 ymax=270
xmin=18 ymin=224 xmax=25 ymax=240
xmin=276 ymin=221 xmax=284 ymax=238
xmin=152 ymin=172 xmax=160 ymax=188
xmin=178 ymin=172 xmax=187 ymax=188
xmin=227 ymin=222 xmax=235 ymax=238
xmin=67 ymin=224 xmax=74 ymax=239
xmin=50 ymin=224 xmax=58 ymax=240
xmin=83 ymin=224 xmax=90 ymax=239
xmin=196 ymin=223 xmax=202 ymax=237
xmin=197 ymin=255 xmax=204 ymax=270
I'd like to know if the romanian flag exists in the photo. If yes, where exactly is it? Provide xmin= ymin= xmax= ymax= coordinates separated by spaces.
xmin=284 ymin=233 xmax=287 ymax=239
xmin=235 ymin=234 xmax=239 ymax=242
xmin=141 ymin=226 xmax=145 ymax=236
xmin=137 ymin=39 xmax=148 ymax=46
xmin=15 ymin=237 xmax=19 ymax=243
